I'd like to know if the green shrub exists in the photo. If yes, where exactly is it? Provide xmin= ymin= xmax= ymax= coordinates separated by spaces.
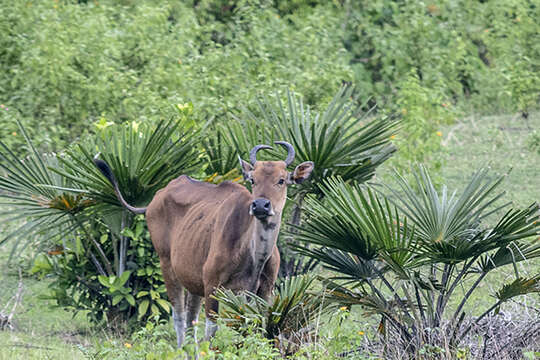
xmin=33 ymin=216 xmax=169 ymax=325
xmin=478 ymin=0 xmax=540 ymax=114
xmin=0 ymin=0 xmax=352 ymax=153
xmin=292 ymin=168 xmax=540 ymax=357
xmin=87 ymin=317 xmax=281 ymax=359
xmin=390 ymin=70 xmax=456 ymax=177
xmin=0 ymin=113 xmax=201 ymax=326
xmin=214 ymin=275 xmax=336 ymax=354
xmin=1 ymin=0 xmax=537 ymax=167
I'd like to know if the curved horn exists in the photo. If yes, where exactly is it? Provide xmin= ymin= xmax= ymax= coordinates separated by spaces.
xmin=274 ymin=141 xmax=295 ymax=167
xmin=249 ymin=144 xmax=273 ymax=165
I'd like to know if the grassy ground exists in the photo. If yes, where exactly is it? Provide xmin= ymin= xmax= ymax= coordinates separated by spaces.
xmin=440 ymin=111 xmax=539 ymax=209
xmin=0 ymin=253 xmax=100 ymax=359
xmin=0 ymin=111 xmax=538 ymax=359
xmin=439 ymin=111 xmax=540 ymax=312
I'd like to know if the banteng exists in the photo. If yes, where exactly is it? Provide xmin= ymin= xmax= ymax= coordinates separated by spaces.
xmin=94 ymin=141 xmax=314 ymax=347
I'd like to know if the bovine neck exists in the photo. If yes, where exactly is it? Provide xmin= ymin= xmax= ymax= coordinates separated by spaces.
xmin=249 ymin=215 xmax=281 ymax=284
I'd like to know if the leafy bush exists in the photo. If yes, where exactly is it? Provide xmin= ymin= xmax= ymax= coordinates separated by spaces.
xmin=1 ymin=0 xmax=537 ymax=170
xmin=87 ymin=316 xmax=282 ymax=359
xmin=344 ymin=0 xmax=540 ymax=113
xmin=0 ymin=0 xmax=352 ymax=153
xmin=0 ymin=112 xmax=201 ymax=326
xmin=292 ymin=167 xmax=540 ymax=357
xmin=223 ymin=86 xmax=397 ymax=276
xmin=33 ymin=216 xmax=169 ymax=325
xmin=391 ymin=70 xmax=455 ymax=175
xmin=214 ymin=275 xmax=335 ymax=354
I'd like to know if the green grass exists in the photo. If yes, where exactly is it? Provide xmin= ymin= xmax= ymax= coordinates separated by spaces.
xmin=0 ymin=255 xmax=97 ymax=359
xmin=440 ymin=111 xmax=539 ymax=209
xmin=0 ymin=111 xmax=539 ymax=358
xmin=440 ymin=112 xmax=540 ymax=314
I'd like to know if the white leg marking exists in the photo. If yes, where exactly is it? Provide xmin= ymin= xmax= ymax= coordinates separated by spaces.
xmin=204 ymin=318 xmax=217 ymax=340
xmin=173 ymin=310 xmax=187 ymax=348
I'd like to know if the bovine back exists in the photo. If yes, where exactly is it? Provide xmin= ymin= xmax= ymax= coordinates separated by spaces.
xmin=146 ymin=175 xmax=252 ymax=254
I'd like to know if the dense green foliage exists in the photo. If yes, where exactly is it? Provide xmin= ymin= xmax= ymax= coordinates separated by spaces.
xmin=0 ymin=0 xmax=352 ymax=153
xmin=0 ymin=112 xmax=202 ymax=325
xmin=223 ymin=87 xmax=397 ymax=275
xmin=1 ymin=0 xmax=538 ymax=161
xmin=0 ymin=86 xmax=395 ymax=326
xmin=292 ymin=168 xmax=540 ymax=357
xmin=214 ymin=275 xmax=335 ymax=350
xmin=0 ymin=0 xmax=539 ymax=357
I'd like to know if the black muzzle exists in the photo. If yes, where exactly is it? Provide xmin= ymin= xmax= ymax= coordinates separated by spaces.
xmin=250 ymin=198 xmax=274 ymax=219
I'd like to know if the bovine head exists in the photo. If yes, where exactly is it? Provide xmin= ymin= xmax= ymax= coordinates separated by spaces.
xmin=238 ymin=142 xmax=314 ymax=221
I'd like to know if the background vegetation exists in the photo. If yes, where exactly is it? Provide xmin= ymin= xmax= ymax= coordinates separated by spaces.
xmin=0 ymin=0 xmax=538 ymax=359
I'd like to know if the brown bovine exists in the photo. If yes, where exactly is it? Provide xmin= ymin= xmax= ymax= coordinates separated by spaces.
xmin=93 ymin=142 xmax=314 ymax=347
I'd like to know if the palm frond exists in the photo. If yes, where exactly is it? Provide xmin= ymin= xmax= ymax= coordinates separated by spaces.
xmin=201 ymin=126 xmax=239 ymax=175
xmin=0 ymin=122 xmax=94 ymax=249
xmin=291 ymin=177 xmax=416 ymax=267
xmin=384 ymin=166 xmax=539 ymax=264
xmin=477 ymin=240 xmax=540 ymax=273
xmin=223 ymin=86 xmax=397 ymax=195
xmin=495 ymin=276 xmax=540 ymax=302
xmin=214 ymin=275 xmax=335 ymax=340
xmin=55 ymin=117 xmax=202 ymax=210
xmin=291 ymin=246 xmax=375 ymax=282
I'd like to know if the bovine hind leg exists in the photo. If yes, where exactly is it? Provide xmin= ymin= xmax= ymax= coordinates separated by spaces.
xmin=160 ymin=259 xmax=186 ymax=348
xmin=186 ymin=292 xmax=202 ymax=339
xmin=203 ymin=293 xmax=219 ymax=340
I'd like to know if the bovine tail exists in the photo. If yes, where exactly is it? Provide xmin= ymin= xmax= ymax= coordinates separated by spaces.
xmin=93 ymin=156 xmax=147 ymax=214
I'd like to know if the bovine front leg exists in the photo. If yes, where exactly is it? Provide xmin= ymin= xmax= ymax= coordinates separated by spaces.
xmin=256 ymin=246 xmax=280 ymax=301
xmin=186 ymin=292 xmax=202 ymax=339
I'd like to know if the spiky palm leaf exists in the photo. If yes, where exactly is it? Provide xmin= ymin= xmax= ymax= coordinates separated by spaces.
xmin=223 ymin=86 xmax=397 ymax=195
xmin=51 ymin=117 xmax=202 ymax=211
xmin=495 ymin=276 xmax=540 ymax=302
xmin=384 ymin=166 xmax=540 ymax=264
xmin=288 ymin=167 xmax=540 ymax=350
xmin=201 ymin=126 xmax=240 ymax=176
xmin=291 ymin=177 xmax=418 ymax=278
xmin=214 ymin=275 xmax=335 ymax=341
xmin=477 ymin=240 xmax=540 ymax=273
xmin=0 ymin=122 xmax=92 ymax=251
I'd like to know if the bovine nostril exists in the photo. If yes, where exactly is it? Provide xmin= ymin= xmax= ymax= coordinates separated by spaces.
xmin=251 ymin=198 xmax=272 ymax=218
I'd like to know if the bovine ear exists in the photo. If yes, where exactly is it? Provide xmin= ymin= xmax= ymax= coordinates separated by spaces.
xmin=238 ymin=156 xmax=254 ymax=181
xmin=290 ymin=161 xmax=314 ymax=184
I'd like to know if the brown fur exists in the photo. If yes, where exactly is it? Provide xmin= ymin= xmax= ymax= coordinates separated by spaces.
xmin=147 ymin=169 xmax=281 ymax=298
xmin=95 ymin=153 xmax=313 ymax=346
xmin=147 ymin=160 xmax=304 ymax=344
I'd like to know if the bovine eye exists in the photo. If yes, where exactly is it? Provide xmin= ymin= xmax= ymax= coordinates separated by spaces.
xmin=277 ymin=179 xmax=285 ymax=185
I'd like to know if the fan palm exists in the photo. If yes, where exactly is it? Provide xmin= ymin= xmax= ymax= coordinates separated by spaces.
xmin=1 ymin=117 xmax=203 ymax=276
xmin=50 ymin=117 xmax=202 ymax=275
xmin=54 ymin=117 xmax=202 ymax=211
xmin=222 ymin=86 xmax=398 ymax=276
xmin=223 ymin=86 xmax=397 ymax=196
xmin=213 ymin=275 xmax=335 ymax=353
xmin=291 ymin=168 xmax=540 ymax=354
xmin=0 ymin=121 xmax=106 ymax=274
xmin=200 ymin=125 xmax=242 ymax=184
